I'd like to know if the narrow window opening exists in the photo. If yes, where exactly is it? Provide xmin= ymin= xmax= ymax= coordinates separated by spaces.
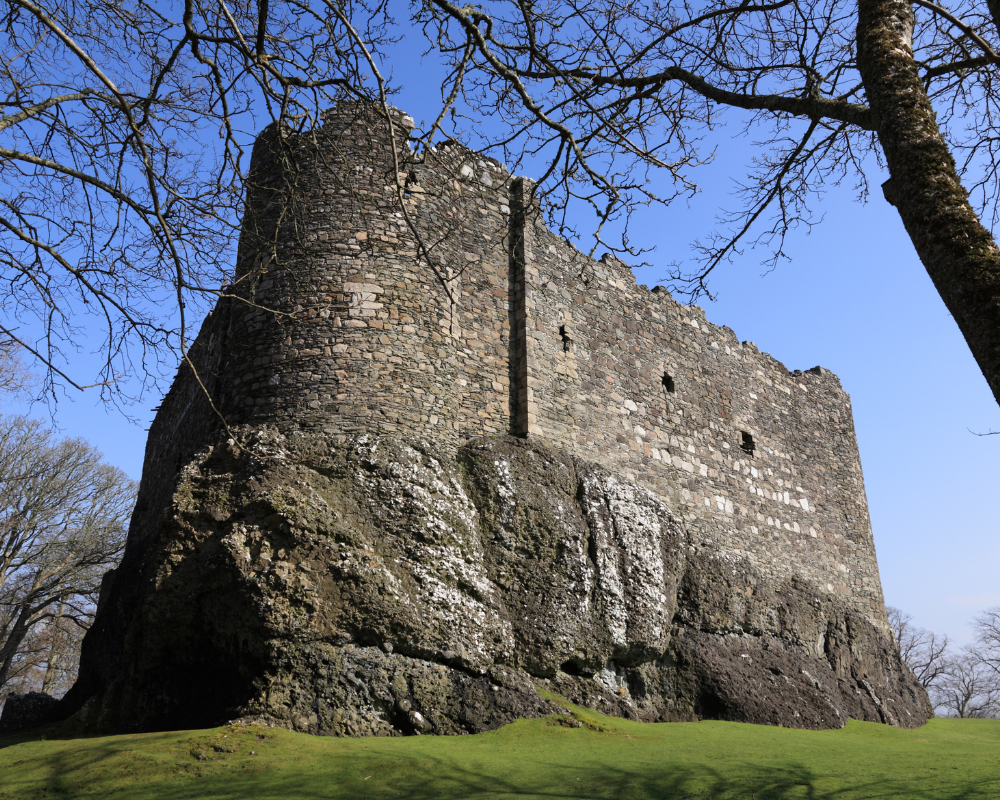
xmin=403 ymin=170 xmax=418 ymax=198
xmin=559 ymin=324 xmax=573 ymax=352
xmin=662 ymin=373 xmax=675 ymax=393
xmin=740 ymin=431 xmax=755 ymax=456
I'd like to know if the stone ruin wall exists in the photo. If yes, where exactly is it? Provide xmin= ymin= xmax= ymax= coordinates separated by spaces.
xmin=519 ymin=200 xmax=884 ymax=623
xmin=139 ymin=102 xmax=886 ymax=631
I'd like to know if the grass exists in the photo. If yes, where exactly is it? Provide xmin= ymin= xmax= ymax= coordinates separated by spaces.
xmin=1 ymin=697 xmax=998 ymax=799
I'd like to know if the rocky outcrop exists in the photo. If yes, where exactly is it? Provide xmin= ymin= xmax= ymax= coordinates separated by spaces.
xmin=2 ymin=106 xmax=924 ymax=739
xmin=56 ymin=430 xmax=928 ymax=735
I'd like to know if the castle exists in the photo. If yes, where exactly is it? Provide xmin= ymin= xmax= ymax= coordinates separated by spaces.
xmin=45 ymin=102 xmax=926 ymax=735
xmin=183 ymin=101 xmax=884 ymax=623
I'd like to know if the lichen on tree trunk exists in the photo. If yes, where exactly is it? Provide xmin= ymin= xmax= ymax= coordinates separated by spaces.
xmin=857 ymin=0 xmax=1000 ymax=407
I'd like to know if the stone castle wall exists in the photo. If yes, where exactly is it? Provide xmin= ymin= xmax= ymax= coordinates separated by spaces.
xmin=141 ymin=101 xmax=885 ymax=627
xmin=517 ymin=206 xmax=884 ymax=622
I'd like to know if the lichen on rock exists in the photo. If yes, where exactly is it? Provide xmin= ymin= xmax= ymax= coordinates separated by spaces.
xmin=56 ymin=431 xmax=928 ymax=736
xmin=7 ymin=105 xmax=929 ymax=739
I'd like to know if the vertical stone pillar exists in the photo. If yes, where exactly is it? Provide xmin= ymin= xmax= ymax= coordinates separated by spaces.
xmin=508 ymin=178 xmax=542 ymax=437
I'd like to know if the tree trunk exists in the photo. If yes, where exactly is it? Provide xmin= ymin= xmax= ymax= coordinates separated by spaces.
xmin=987 ymin=0 xmax=1000 ymax=41
xmin=0 ymin=605 xmax=31 ymax=689
xmin=40 ymin=603 xmax=65 ymax=695
xmin=857 ymin=0 xmax=1000 ymax=408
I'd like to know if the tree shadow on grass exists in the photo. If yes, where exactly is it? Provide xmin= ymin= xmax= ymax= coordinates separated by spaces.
xmin=2 ymin=732 xmax=998 ymax=800
xmin=361 ymin=757 xmax=1000 ymax=800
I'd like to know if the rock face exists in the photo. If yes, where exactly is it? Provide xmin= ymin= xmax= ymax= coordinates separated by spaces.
xmin=43 ymin=101 xmax=930 ymax=736
xmin=62 ymin=430 xmax=927 ymax=734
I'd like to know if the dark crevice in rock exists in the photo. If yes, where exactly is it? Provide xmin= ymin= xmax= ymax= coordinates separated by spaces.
xmin=559 ymin=659 xmax=593 ymax=678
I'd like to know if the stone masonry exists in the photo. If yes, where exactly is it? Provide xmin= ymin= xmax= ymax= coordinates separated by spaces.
xmin=41 ymin=101 xmax=927 ymax=737
xmin=184 ymin=101 xmax=887 ymax=628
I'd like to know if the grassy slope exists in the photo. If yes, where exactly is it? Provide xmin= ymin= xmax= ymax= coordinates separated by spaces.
xmin=1 ymin=700 xmax=998 ymax=800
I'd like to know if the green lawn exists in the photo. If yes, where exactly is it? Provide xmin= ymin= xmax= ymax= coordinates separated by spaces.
xmin=1 ymin=699 xmax=998 ymax=799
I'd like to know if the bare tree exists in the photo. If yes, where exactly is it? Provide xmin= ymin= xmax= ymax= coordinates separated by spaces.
xmin=932 ymin=651 xmax=1000 ymax=718
xmin=887 ymin=606 xmax=951 ymax=689
xmin=0 ymin=341 xmax=35 ymax=399
xmin=0 ymin=0 xmax=399 ymax=404
xmin=0 ymin=415 xmax=135 ymax=694
xmin=970 ymin=606 xmax=1000 ymax=679
xmin=888 ymin=607 xmax=1000 ymax=718
xmin=417 ymin=0 xmax=1000 ymax=409
xmin=7 ymin=0 xmax=1000 ymax=415
xmin=2 ymin=605 xmax=84 ymax=698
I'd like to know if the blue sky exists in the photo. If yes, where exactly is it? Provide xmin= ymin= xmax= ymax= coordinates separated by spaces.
xmin=675 ymin=169 xmax=1000 ymax=646
xmin=8 ymin=30 xmax=999 ymax=648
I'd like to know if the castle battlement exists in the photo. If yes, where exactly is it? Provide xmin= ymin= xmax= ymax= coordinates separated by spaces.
xmin=142 ymin=101 xmax=884 ymax=624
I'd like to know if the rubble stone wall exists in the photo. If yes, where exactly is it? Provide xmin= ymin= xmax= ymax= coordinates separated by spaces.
xmin=39 ymin=101 xmax=928 ymax=740
xmin=145 ymin=101 xmax=885 ymax=629
xmin=519 ymin=200 xmax=884 ymax=621
xmin=219 ymin=104 xmax=515 ymax=445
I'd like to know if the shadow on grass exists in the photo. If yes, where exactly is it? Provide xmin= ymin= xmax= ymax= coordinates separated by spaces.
xmin=335 ymin=755 xmax=1000 ymax=800
xmin=240 ymin=759 xmax=1000 ymax=800
xmin=2 ymin=731 xmax=998 ymax=800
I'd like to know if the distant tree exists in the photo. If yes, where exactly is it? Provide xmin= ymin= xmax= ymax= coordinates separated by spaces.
xmin=970 ymin=607 xmax=1000 ymax=681
xmin=1 ymin=602 xmax=84 ymax=699
xmin=0 ymin=416 xmax=134 ymax=695
xmin=37 ymin=604 xmax=81 ymax=696
xmin=932 ymin=651 xmax=1000 ymax=718
xmin=887 ymin=606 xmax=951 ymax=689
xmin=0 ymin=341 xmax=34 ymax=399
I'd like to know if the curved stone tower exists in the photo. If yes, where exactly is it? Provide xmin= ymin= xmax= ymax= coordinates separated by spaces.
xmin=56 ymin=102 xmax=928 ymax=735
